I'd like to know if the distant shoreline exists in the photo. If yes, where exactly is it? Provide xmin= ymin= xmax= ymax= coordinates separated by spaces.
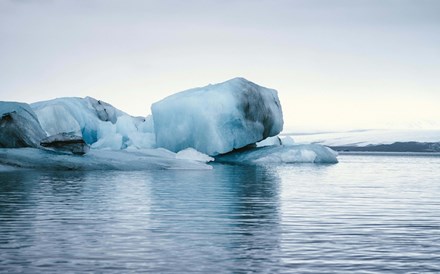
xmin=328 ymin=142 xmax=440 ymax=154
xmin=336 ymin=151 xmax=440 ymax=157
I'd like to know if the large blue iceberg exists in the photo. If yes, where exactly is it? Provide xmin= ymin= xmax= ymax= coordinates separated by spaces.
xmin=152 ymin=78 xmax=284 ymax=156
xmin=0 ymin=78 xmax=337 ymax=170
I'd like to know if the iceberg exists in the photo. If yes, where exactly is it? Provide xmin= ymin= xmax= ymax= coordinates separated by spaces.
xmin=0 ymin=77 xmax=339 ymax=171
xmin=151 ymin=77 xmax=283 ymax=156
xmin=215 ymin=144 xmax=338 ymax=164
xmin=0 ymin=102 xmax=47 ymax=148
xmin=31 ymin=97 xmax=155 ymax=150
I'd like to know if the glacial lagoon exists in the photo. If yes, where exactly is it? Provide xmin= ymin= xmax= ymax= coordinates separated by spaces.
xmin=1 ymin=154 xmax=439 ymax=273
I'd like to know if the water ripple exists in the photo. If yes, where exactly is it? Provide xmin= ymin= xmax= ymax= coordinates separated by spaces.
xmin=0 ymin=155 xmax=439 ymax=273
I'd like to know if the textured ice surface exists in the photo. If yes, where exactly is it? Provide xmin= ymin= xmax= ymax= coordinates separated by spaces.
xmin=176 ymin=148 xmax=214 ymax=162
xmin=216 ymin=144 xmax=338 ymax=164
xmin=31 ymin=97 xmax=124 ymax=144
xmin=92 ymin=115 xmax=155 ymax=150
xmin=31 ymin=97 xmax=155 ymax=149
xmin=1 ymin=76 xmax=344 ymax=171
xmin=0 ymin=148 xmax=212 ymax=170
xmin=0 ymin=102 xmax=47 ymax=148
xmin=151 ymin=77 xmax=283 ymax=156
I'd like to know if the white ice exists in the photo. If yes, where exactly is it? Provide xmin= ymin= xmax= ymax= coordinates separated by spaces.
xmin=31 ymin=97 xmax=155 ymax=150
xmin=216 ymin=144 xmax=338 ymax=164
xmin=0 ymin=148 xmax=212 ymax=170
xmin=256 ymin=136 xmax=281 ymax=147
xmin=151 ymin=77 xmax=283 ymax=156
xmin=31 ymin=97 xmax=108 ymax=144
xmin=176 ymin=148 xmax=214 ymax=162
xmin=92 ymin=115 xmax=155 ymax=150
xmin=0 ymin=78 xmax=342 ymax=171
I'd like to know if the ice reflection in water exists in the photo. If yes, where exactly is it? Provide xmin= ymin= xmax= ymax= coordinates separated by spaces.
xmin=1 ymin=155 xmax=440 ymax=273
xmin=0 ymin=165 xmax=282 ymax=273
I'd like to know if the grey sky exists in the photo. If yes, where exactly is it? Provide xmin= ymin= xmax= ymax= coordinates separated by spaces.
xmin=1 ymin=0 xmax=439 ymax=131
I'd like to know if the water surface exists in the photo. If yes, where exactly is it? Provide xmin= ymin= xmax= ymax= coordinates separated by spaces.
xmin=1 ymin=155 xmax=439 ymax=273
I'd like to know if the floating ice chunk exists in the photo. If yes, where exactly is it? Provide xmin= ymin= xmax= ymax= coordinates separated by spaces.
xmin=0 ymin=148 xmax=212 ymax=171
xmin=0 ymin=102 xmax=47 ymax=148
xmin=176 ymin=148 xmax=214 ymax=162
xmin=151 ymin=77 xmax=283 ymax=156
xmin=215 ymin=144 xmax=338 ymax=164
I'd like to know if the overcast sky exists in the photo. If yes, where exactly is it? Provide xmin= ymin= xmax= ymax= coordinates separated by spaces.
xmin=1 ymin=0 xmax=439 ymax=131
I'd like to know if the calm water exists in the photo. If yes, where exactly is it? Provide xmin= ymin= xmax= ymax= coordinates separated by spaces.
xmin=1 ymin=155 xmax=439 ymax=273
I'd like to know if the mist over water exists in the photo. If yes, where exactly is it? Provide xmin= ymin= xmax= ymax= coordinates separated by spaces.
xmin=1 ymin=155 xmax=439 ymax=273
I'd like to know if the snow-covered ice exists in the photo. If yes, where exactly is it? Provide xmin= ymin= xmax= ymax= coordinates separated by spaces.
xmin=152 ymin=77 xmax=283 ymax=156
xmin=216 ymin=144 xmax=338 ymax=164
